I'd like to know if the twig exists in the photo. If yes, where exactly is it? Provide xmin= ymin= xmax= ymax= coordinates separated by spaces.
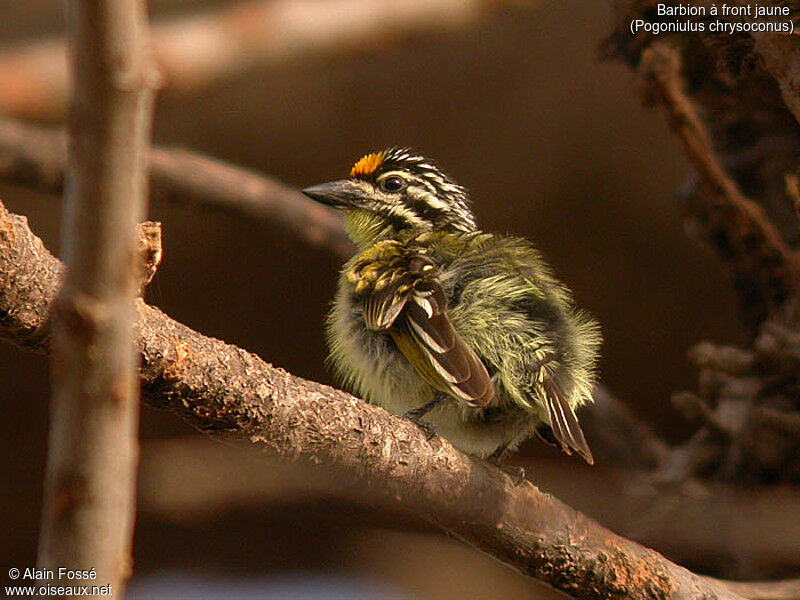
xmin=136 ymin=221 xmax=162 ymax=295
xmin=0 ymin=116 xmax=354 ymax=258
xmin=0 ymin=200 xmax=746 ymax=600
xmin=36 ymin=0 xmax=158 ymax=595
xmin=0 ymin=0 xmax=525 ymax=120
xmin=639 ymin=43 xmax=800 ymax=329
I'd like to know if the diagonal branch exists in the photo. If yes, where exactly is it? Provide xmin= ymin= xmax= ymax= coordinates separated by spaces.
xmin=0 ymin=202 xmax=745 ymax=600
xmin=148 ymin=147 xmax=354 ymax=257
xmin=0 ymin=116 xmax=354 ymax=258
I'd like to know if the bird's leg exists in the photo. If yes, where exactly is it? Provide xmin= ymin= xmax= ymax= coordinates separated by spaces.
xmin=487 ymin=445 xmax=527 ymax=485
xmin=403 ymin=397 xmax=442 ymax=440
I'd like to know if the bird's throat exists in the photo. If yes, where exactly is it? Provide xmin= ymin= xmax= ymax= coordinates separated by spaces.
xmin=343 ymin=209 xmax=397 ymax=249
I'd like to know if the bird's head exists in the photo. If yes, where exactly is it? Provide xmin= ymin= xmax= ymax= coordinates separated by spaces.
xmin=303 ymin=148 xmax=477 ymax=248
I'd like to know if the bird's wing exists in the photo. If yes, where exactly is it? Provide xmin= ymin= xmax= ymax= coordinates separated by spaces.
xmin=358 ymin=253 xmax=494 ymax=408
xmin=540 ymin=367 xmax=594 ymax=465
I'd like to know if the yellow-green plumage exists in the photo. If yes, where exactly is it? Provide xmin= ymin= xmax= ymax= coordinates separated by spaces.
xmin=305 ymin=148 xmax=601 ymax=462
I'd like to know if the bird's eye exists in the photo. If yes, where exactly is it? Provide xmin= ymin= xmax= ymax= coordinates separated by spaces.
xmin=379 ymin=176 xmax=406 ymax=193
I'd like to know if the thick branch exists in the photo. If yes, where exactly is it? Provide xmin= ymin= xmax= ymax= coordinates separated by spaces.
xmin=36 ymin=0 xmax=157 ymax=595
xmin=0 ymin=200 xmax=745 ymax=600
xmin=0 ymin=0 xmax=524 ymax=120
xmin=0 ymin=116 xmax=354 ymax=258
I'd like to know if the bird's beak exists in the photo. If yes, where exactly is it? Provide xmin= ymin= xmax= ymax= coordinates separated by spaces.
xmin=302 ymin=179 xmax=363 ymax=208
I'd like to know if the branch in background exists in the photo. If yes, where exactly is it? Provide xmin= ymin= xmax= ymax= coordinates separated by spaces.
xmin=139 ymin=436 xmax=800 ymax=581
xmin=579 ymin=385 xmax=669 ymax=469
xmin=638 ymin=42 xmax=800 ymax=330
xmin=149 ymin=147 xmax=354 ymax=257
xmin=0 ymin=116 xmax=354 ymax=258
xmin=0 ymin=200 xmax=747 ymax=600
xmin=719 ymin=580 xmax=800 ymax=600
xmin=36 ymin=0 xmax=158 ymax=594
xmin=0 ymin=0 xmax=527 ymax=120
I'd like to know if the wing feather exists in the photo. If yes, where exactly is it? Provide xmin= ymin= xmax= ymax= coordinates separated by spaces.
xmin=362 ymin=277 xmax=410 ymax=330
xmin=542 ymin=370 xmax=594 ymax=464
xmin=355 ymin=249 xmax=495 ymax=408
xmin=401 ymin=285 xmax=494 ymax=407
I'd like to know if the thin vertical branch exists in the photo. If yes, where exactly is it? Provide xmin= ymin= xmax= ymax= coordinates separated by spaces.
xmin=37 ymin=0 xmax=158 ymax=596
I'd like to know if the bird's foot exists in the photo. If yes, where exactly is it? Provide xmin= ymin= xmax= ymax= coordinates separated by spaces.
xmin=402 ymin=399 xmax=441 ymax=440
xmin=402 ymin=409 xmax=438 ymax=440
xmin=501 ymin=465 xmax=527 ymax=486
xmin=487 ymin=447 xmax=527 ymax=485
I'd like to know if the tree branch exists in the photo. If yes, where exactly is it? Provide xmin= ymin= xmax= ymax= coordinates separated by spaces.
xmin=36 ymin=0 xmax=158 ymax=594
xmin=0 ymin=0 xmax=526 ymax=120
xmin=0 ymin=116 xmax=354 ymax=258
xmin=0 ymin=200 xmax=745 ymax=599
xmin=139 ymin=436 xmax=800 ymax=578
xmin=638 ymin=42 xmax=800 ymax=329
xmin=717 ymin=579 xmax=800 ymax=600
xmin=148 ymin=147 xmax=354 ymax=258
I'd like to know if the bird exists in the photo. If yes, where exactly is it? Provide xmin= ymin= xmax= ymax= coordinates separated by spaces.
xmin=302 ymin=148 xmax=601 ymax=464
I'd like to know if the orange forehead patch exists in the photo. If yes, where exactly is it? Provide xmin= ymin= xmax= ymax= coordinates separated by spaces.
xmin=350 ymin=151 xmax=385 ymax=177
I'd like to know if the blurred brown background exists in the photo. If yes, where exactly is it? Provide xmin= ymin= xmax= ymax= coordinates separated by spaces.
xmin=0 ymin=0 xmax=747 ymax=598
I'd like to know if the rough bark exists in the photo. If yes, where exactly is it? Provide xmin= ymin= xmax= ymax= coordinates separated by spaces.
xmin=35 ymin=0 xmax=158 ymax=596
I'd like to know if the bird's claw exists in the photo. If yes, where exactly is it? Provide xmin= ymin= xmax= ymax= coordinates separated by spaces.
xmin=487 ymin=449 xmax=527 ymax=485
xmin=503 ymin=465 xmax=527 ymax=486
xmin=402 ymin=410 xmax=438 ymax=440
